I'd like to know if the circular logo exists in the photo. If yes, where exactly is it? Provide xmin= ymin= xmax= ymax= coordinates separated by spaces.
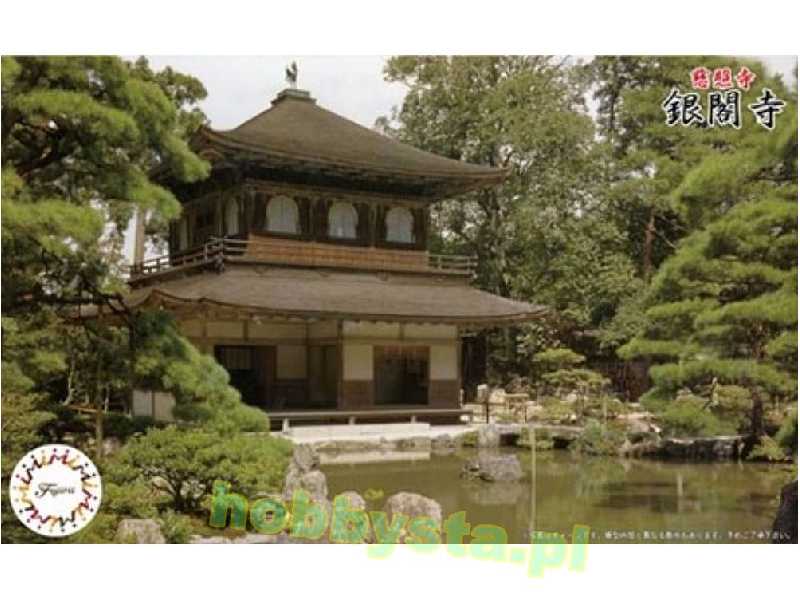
xmin=9 ymin=444 xmax=102 ymax=537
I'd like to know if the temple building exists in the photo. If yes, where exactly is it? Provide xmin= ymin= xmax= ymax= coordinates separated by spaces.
xmin=127 ymin=86 xmax=544 ymax=428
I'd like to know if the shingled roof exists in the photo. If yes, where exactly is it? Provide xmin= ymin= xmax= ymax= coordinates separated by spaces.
xmin=194 ymin=88 xmax=508 ymax=197
xmin=122 ymin=264 xmax=545 ymax=327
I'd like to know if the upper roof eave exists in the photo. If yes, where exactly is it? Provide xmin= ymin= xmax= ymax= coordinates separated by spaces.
xmin=196 ymin=127 xmax=510 ymax=185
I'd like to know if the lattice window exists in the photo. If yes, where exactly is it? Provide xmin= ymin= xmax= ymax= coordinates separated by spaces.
xmin=328 ymin=202 xmax=358 ymax=239
xmin=266 ymin=195 xmax=299 ymax=234
xmin=385 ymin=206 xmax=415 ymax=243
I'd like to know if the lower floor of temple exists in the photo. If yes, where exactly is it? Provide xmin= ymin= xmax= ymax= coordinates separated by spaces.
xmin=132 ymin=318 xmax=466 ymax=428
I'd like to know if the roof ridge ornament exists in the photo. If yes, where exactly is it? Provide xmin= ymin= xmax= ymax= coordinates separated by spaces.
xmin=285 ymin=61 xmax=298 ymax=89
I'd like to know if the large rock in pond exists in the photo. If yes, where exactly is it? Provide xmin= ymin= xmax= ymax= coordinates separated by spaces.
xmin=283 ymin=443 xmax=329 ymax=502
xmin=461 ymin=453 xmax=523 ymax=482
xmin=291 ymin=444 xmax=321 ymax=473
xmin=477 ymin=424 xmax=500 ymax=448
xmin=283 ymin=468 xmax=329 ymax=501
xmin=771 ymin=480 xmax=798 ymax=544
xmin=383 ymin=492 xmax=443 ymax=541
xmin=115 ymin=518 xmax=165 ymax=544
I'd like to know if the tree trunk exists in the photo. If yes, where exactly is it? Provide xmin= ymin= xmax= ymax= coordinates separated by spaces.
xmin=94 ymin=398 xmax=104 ymax=460
xmin=750 ymin=392 xmax=764 ymax=439
xmin=643 ymin=208 xmax=656 ymax=281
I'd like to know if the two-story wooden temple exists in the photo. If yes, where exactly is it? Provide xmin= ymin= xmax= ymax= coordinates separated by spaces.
xmin=126 ymin=86 xmax=545 ymax=428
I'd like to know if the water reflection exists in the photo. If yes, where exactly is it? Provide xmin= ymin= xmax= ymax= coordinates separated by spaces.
xmin=322 ymin=448 xmax=791 ymax=543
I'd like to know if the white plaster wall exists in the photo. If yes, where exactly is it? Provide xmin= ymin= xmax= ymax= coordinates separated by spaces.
xmin=131 ymin=389 xmax=152 ymax=417
xmin=429 ymin=344 xmax=458 ymax=380
xmin=405 ymin=324 xmax=457 ymax=339
xmin=206 ymin=321 xmax=245 ymax=339
xmin=153 ymin=392 xmax=176 ymax=422
xmin=309 ymin=320 xmax=338 ymax=339
xmin=249 ymin=321 xmax=306 ymax=339
xmin=343 ymin=321 xmax=401 ymax=339
xmin=132 ymin=390 xmax=176 ymax=422
xmin=277 ymin=345 xmax=307 ymax=379
xmin=343 ymin=344 xmax=373 ymax=380
xmin=179 ymin=319 xmax=204 ymax=338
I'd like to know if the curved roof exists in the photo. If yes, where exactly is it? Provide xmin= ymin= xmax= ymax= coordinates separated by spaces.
xmin=124 ymin=264 xmax=546 ymax=327
xmin=195 ymin=88 xmax=507 ymax=196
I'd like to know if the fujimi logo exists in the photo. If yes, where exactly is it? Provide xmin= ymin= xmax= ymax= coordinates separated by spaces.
xmin=9 ymin=444 xmax=102 ymax=537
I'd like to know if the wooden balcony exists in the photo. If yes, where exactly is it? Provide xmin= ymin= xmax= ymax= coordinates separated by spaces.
xmin=127 ymin=236 xmax=477 ymax=283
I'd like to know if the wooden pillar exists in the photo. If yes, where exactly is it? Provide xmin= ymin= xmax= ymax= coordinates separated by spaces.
xmin=336 ymin=319 xmax=344 ymax=409
xmin=133 ymin=209 xmax=146 ymax=264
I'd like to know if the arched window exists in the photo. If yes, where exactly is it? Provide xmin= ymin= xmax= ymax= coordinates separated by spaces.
xmin=177 ymin=216 xmax=189 ymax=251
xmin=385 ymin=206 xmax=415 ymax=243
xmin=224 ymin=197 xmax=239 ymax=236
xmin=328 ymin=202 xmax=358 ymax=239
xmin=266 ymin=195 xmax=299 ymax=234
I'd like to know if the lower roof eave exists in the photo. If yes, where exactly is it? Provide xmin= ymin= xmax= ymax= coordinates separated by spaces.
xmin=137 ymin=291 xmax=549 ymax=329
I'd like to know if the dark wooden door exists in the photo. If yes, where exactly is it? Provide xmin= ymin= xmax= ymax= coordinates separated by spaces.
xmin=215 ymin=345 xmax=276 ymax=409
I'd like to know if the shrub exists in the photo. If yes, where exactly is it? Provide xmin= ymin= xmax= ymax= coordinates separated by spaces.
xmin=658 ymin=392 xmax=736 ymax=437
xmin=538 ymin=398 xmax=574 ymax=424
xmin=112 ymin=426 xmax=292 ymax=513
xmin=713 ymin=385 xmax=752 ymax=431
xmin=571 ymin=420 xmax=628 ymax=456
xmin=775 ymin=407 xmax=798 ymax=455
xmin=103 ymin=414 xmax=157 ymax=440
xmin=459 ymin=431 xmax=478 ymax=447
xmin=748 ymin=436 xmax=789 ymax=462
xmin=68 ymin=479 xmax=160 ymax=544
xmin=159 ymin=510 xmax=194 ymax=543
xmin=516 ymin=427 xmax=555 ymax=450
xmin=584 ymin=395 xmax=628 ymax=419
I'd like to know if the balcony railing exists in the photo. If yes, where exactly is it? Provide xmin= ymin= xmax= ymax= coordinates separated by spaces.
xmin=127 ymin=237 xmax=477 ymax=281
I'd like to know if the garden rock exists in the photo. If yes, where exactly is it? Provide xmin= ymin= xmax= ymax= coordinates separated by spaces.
xmin=461 ymin=452 xmax=523 ymax=482
xmin=115 ymin=518 xmax=166 ymax=544
xmin=383 ymin=492 xmax=443 ymax=539
xmin=477 ymin=424 xmax=500 ymax=448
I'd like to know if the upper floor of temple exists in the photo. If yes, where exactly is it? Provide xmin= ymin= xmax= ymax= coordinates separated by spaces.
xmin=132 ymin=87 xmax=508 ymax=283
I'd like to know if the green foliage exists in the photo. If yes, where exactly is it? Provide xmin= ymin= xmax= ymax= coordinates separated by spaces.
xmin=571 ymin=420 xmax=628 ymax=456
xmin=382 ymin=56 xmax=638 ymax=371
xmin=111 ymin=426 xmax=292 ymax=513
xmin=159 ymin=510 xmax=194 ymax=544
xmin=459 ymin=431 xmax=479 ymax=447
xmin=531 ymin=347 xmax=616 ymax=424
xmin=774 ymin=407 xmax=798 ymax=454
xmin=538 ymin=398 xmax=575 ymax=424
xmin=67 ymin=478 xmax=161 ymax=544
xmin=533 ymin=348 xmax=585 ymax=370
xmin=658 ymin=393 xmax=736 ymax=437
xmin=748 ymin=436 xmax=789 ymax=462
xmin=616 ymin=75 xmax=797 ymax=430
xmin=1 ymin=56 xmax=222 ymax=467
xmin=102 ymin=414 xmax=158 ymax=441
xmin=132 ymin=312 xmax=267 ymax=434
xmin=584 ymin=395 xmax=629 ymax=419
xmin=749 ymin=405 xmax=798 ymax=463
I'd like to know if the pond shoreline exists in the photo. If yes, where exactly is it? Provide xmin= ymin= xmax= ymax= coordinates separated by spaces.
xmin=272 ymin=423 xmax=761 ymax=463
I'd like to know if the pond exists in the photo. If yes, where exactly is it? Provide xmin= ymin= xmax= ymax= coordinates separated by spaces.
xmin=322 ymin=448 xmax=792 ymax=543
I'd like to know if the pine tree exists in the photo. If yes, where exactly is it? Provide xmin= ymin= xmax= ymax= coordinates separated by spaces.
xmin=620 ymin=96 xmax=798 ymax=437
xmin=1 ymin=57 xmax=257 ymax=459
